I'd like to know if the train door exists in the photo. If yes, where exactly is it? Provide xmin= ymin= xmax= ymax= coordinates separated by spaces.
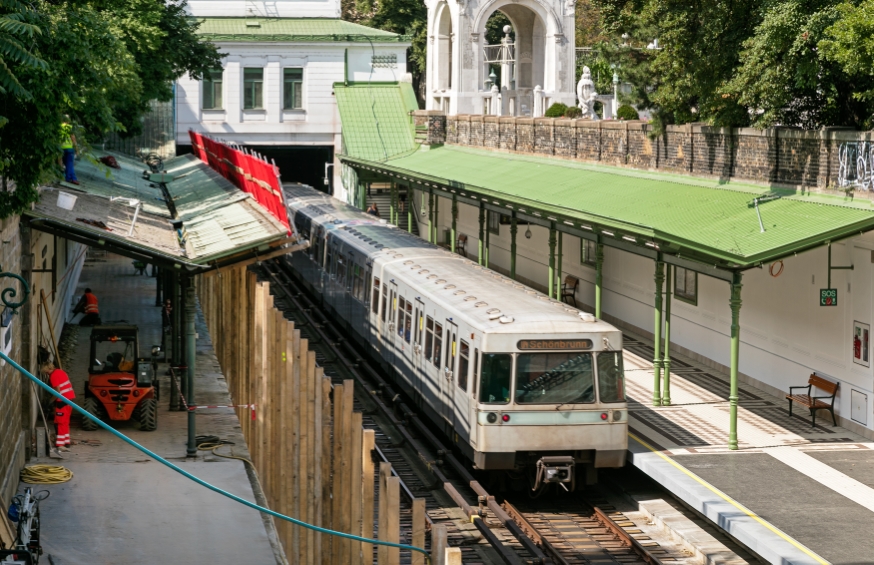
xmin=453 ymin=336 xmax=473 ymax=443
xmin=468 ymin=346 xmax=479 ymax=448
xmin=441 ymin=320 xmax=458 ymax=428
xmin=413 ymin=299 xmax=425 ymax=396
xmin=422 ymin=314 xmax=443 ymax=412
xmin=385 ymin=281 xmax=398 ymax=366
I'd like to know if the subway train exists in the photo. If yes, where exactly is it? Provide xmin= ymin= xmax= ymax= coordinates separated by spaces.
xmin=283 ymin=185 xmax=627 ymax=489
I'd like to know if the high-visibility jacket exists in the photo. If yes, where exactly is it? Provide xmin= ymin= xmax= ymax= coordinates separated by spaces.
xmin=60 ymin=123 xmax=74 ymax=150
xmin=83 ymin=292 xmax=99 ymax=314
xmin=49 ymin=368 xmax=75 ymax=400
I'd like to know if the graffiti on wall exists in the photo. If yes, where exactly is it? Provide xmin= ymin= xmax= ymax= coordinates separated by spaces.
xmin=837 ymin=142 xmax=874 ymax=191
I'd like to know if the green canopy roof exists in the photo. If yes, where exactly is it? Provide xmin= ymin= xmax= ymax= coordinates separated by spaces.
xmin=195 ymin=17 xmax=407 ymax=42
xmin=334 ymin=82 xmax=418 ymax=162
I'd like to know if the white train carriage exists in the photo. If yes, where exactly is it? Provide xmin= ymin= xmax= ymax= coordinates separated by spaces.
xmin=284 ymin=186 xmax=627 ymax=488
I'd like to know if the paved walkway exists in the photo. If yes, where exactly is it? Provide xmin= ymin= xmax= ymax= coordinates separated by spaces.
xmin=20 ymin=252 xmax=280 ymax=565
xmin=623 ymin=332 xmax=874 ymax=565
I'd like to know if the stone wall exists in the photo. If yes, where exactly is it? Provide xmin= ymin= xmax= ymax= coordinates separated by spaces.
xmin=416 ymin=111 xmax=874 ymax=194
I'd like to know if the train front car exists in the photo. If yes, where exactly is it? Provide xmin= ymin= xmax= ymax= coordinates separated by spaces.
xmin=475 ymin=318 xmax=627 ymax=491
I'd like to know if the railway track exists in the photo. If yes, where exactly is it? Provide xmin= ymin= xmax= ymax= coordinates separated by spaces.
xmin=255 ymin=258 xmax=681 ymax=565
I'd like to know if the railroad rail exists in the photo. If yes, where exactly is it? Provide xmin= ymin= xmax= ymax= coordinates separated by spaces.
xmin=256 ymin=257 xmax=674 ymax=565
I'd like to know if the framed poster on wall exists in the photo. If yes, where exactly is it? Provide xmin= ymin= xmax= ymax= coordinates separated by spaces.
xmin=853 ymin=321 xmax=870 ymax=367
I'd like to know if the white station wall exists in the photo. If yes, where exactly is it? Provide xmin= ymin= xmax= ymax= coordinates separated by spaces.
xmin=412 ymin=193 xmax=874 ymax=437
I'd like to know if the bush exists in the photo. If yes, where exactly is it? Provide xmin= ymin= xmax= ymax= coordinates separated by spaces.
xmin=564 ymin=106 xmax=582 ymax=118
xmin=544 ymin=102 xmax=568 ymax=117
xmin=616 ymin=104 xmax=640 ymax=121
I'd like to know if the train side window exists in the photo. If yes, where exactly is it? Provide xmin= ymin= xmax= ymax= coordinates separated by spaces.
xmin=479 ymin=353 xmax=511 ymax=404
xmin=472 ymin=348 xmax=479 ymax=397
xmin=336 ymin=254 xmax=346 ymax=287
xmin=357 ymin=267 xmax=366 ymax=301
xmin=458 ymin=340 xmax=470 ymax=391
xmin=397 ymin=297 xmax=406 ymax=338
xmin=371 ymin=277 xmax=380 ymax=314
xmin=325 ymin=243 xmax=333 ymax=273
xmin=424 ymin=317 xmax=434 ymax=360
xmin=381 ymin=284 xmax=388 ymax=323
xmin=404 ymin=300 xmax=412 ymax=343
xmin=597 ymin=351 xmax=626 ymax=403
xmin=433 ymin=322 xmax=443 ymax=366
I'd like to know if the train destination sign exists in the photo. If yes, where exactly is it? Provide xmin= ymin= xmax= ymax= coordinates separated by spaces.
xmin=820 ymin=288 xmax=838 ymax=307
xmin=517 ymin=339 xmax=593 ymax=350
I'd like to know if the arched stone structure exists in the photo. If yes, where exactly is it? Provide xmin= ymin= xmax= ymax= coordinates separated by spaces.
xmin=424 ymin=0 xmax=575 ymax=115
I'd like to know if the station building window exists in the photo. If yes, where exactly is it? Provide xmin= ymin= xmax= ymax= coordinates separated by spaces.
xmin=580 ymin=238 xmax=597 ymax=266
xmin=284 ymin=68 xmax=304 ymax=110
xmin=202 ymin=69 xmax=223 ymax=109
xmin=243 ymin=68 xmax=264 ymax=109
xmin=674 ymin=266 xmax=697 ymax=305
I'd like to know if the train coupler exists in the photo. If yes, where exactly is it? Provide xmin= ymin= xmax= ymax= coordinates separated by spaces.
xmin=533 ymin=456 xmax=575 ymax=492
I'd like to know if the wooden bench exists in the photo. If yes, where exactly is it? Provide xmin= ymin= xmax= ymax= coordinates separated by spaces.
xmin=786 ymin=374 xmax=839 ymax=427
xmin=560 ymin=275 xmax=579 ymax=307
xmin=457 ymin=234 xmax=467 ymax=256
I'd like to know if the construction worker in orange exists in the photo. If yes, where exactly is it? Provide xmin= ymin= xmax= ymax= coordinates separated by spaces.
xmin=44 ymin=361 xmax=75 ymax=451
xmin=72 ymin=287 xmax=101 ymax=326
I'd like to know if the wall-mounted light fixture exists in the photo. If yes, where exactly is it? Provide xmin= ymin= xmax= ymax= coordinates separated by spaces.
xmin=525 ymin=223 xmax=532 ymax=239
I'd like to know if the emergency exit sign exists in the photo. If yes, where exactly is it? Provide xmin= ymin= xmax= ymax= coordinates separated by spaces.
xmin=820 ymin=288 xmax=838 ymax=306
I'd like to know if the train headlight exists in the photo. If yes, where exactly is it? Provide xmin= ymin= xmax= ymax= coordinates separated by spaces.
xmin=487 ymin=413 xmax=497 ymax=423
xmin=600 ymin=412 xmax=608 ymax=420
xmin=501 ymin=414 xmax=510 ymax=422
xmin=613 ymin=410 xmax=622 ymax=421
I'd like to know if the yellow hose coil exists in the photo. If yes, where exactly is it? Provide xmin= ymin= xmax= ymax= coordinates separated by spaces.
xmin=20 ymin=465 xmax=74 ymax=484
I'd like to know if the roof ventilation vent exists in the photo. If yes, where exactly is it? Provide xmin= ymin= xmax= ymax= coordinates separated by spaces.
xmin=444 ymin=284 xmax=456 ymax=290
xmin=418 ymin=269 xmax=429 ymax=274
xmin=488 ymin=311 xmax=503 ymax=320
xmin=464 ymin=296 xmax=477 ymax=302
xmin=579 ymin=312 xmax=596 ymax=323
xmin=486 ymin=308 xmax=501 ymax=315
xmin=499 ymin=316 xmax=514 ymax=324
xmin=435 ymin=279 xmax=447 ymax=284
xmin=404 ymin=260 xmax=414 ymax=265
xmin=475 ymin=301 xmax=488 ymax=307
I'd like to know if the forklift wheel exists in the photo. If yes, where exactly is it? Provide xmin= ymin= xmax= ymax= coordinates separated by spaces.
xmin=81 ymin=397 xmax=101 ymax=431
xmin=137 ymin=398 xmax=158 ymax=431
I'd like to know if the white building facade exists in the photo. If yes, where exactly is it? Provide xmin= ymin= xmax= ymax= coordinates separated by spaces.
xmin=176 ymin=4 xmax=410 ymax=195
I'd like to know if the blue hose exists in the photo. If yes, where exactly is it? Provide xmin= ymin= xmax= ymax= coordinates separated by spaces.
xmin=3 ymin=351 xmax=430 ymax=560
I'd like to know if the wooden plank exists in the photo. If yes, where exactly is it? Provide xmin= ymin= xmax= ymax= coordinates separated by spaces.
xmin=277 ymin=316 xmax=291 ymax=557
xmin=331 ymin=382 xmax=345 ymax=564
xmin=296 ymin=337 xmax=308 ymax=563
xmin=431 ymin=524 xmax=448 ymax=565
xmin=386 ymin=476 xmax=400 ymax=565
xmin=320 ymin=375 xmax=333 ymax=565
xmin=377 ymin=462 xmax=391 ymax=565
xmin=350 ymin=411 xmax=363 ymax=564
xmin=304 ymin=349 xmax=316 ymax=564
xmin=361 ymin=429 xmax=376 ymax=565
xmin=340 ymin=380 xmax=354 ymax=564
xmin=444 ymin=548 xmax=462 ymax=565
xmin=260 ymin=289 xmax=273 ymax=488
xmin=246 ymin=271 xmax=257 ymax=444
xmin=313 ymin=366 xmax=325 ymax=563
xmin=411 ymin=499 xmax=426 ymax=565
xmin=251 ymin=282 xmax=266 ymax=464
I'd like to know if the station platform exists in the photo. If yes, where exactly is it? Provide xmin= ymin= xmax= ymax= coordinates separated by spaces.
xmin=622 ymin=332 xmax=874 ymax=565
xmin=21 ymin=252 xmax=281 ymax=565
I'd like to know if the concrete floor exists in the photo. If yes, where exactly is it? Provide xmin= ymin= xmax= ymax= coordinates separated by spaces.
xmin=22 ymin=252 xmax=279 ymax=565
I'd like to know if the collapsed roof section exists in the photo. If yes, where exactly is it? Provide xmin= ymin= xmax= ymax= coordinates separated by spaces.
xmin=26 ymin=150 xmax=304 ymax=273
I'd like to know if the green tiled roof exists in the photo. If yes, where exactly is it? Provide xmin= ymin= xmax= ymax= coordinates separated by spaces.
xmin=343 ymin=145 xmax=874 ymax=268
xmin=195 ymin=17 xmax=407 ymax=42
xmin=334 ymin=82 xmax=419 ymax=162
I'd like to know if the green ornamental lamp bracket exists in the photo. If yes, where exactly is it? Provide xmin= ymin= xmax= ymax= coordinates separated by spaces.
xmin=0 ymin=268 xmax=30 ymax=312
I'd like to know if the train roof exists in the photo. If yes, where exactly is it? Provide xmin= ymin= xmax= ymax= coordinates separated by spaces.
xmin=284 ymin=185 xmax=620 ymax=339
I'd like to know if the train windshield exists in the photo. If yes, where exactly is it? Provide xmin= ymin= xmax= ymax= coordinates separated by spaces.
xmin=597 ymin=351 xmax=625 ymax=403
xmin=515 ymin=352 xmax=595 ymax=404
xmin=478 ymin=353 xmax=512 ymax=404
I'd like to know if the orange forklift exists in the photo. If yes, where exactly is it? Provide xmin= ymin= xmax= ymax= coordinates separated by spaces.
xmin=80 ymin=325 xmax=158 ymax=431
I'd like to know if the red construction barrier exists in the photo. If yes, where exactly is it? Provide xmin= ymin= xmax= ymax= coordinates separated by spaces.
xmin=188 ymin=130 xmax=290 ymax=233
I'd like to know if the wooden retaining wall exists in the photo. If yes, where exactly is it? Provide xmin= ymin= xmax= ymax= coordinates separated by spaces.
xmin=196 ymin=266 xmax=432 ymax=565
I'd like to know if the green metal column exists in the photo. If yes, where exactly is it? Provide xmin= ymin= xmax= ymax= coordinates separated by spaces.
xmin=185 ymin=276 xmax=197 ymax=457
xmin=663 ymin=266 xmax=672 ymax=406
xmin=168 ymin=270 xmax=180 ymax=411
xmin=433 ymin=193 xmax=439 ymax=244
xmin=428 ymin=190 xmax=435 ymax=244
xmin=155 ymin=266 xmax=162 ymax=306
xmin=390 ymin=182 xmax=397 ymax=225
xmin=548 ymin=223 xmax=557 ymax=299
xmin=451 ymin=195 xmax=458 ymax=253
xmin=510 ymin=212 xmax=517 ymax=280
xmin=484 ymin=216 xmax=490 ymax=267
xmin=728 ymin=272 xmax=743 ymax=450
xmin=556 ymin=231 xmax=563 ymax=297
xmin=595 ymin=239 xmax=604 ymax=318
xmin=652 ymin=258 xmax=664 ymax=406
xmin=478 ymin=203 xmax=485 ymax=265
xmin=407 ymin=189 xmax=413 ymax=233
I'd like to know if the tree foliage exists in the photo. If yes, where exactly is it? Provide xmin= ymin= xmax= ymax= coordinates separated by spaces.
xmin=0 ymin=0 xmax=221 ymax=217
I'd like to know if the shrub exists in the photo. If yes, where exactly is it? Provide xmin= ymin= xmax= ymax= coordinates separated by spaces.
xmin=616 ymin=104 xmax=640 ymax=121
xmin=564 ymin=106 xmax=582 ymax=118
xmin=544 ymin=102 xmax=568 ymax=117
